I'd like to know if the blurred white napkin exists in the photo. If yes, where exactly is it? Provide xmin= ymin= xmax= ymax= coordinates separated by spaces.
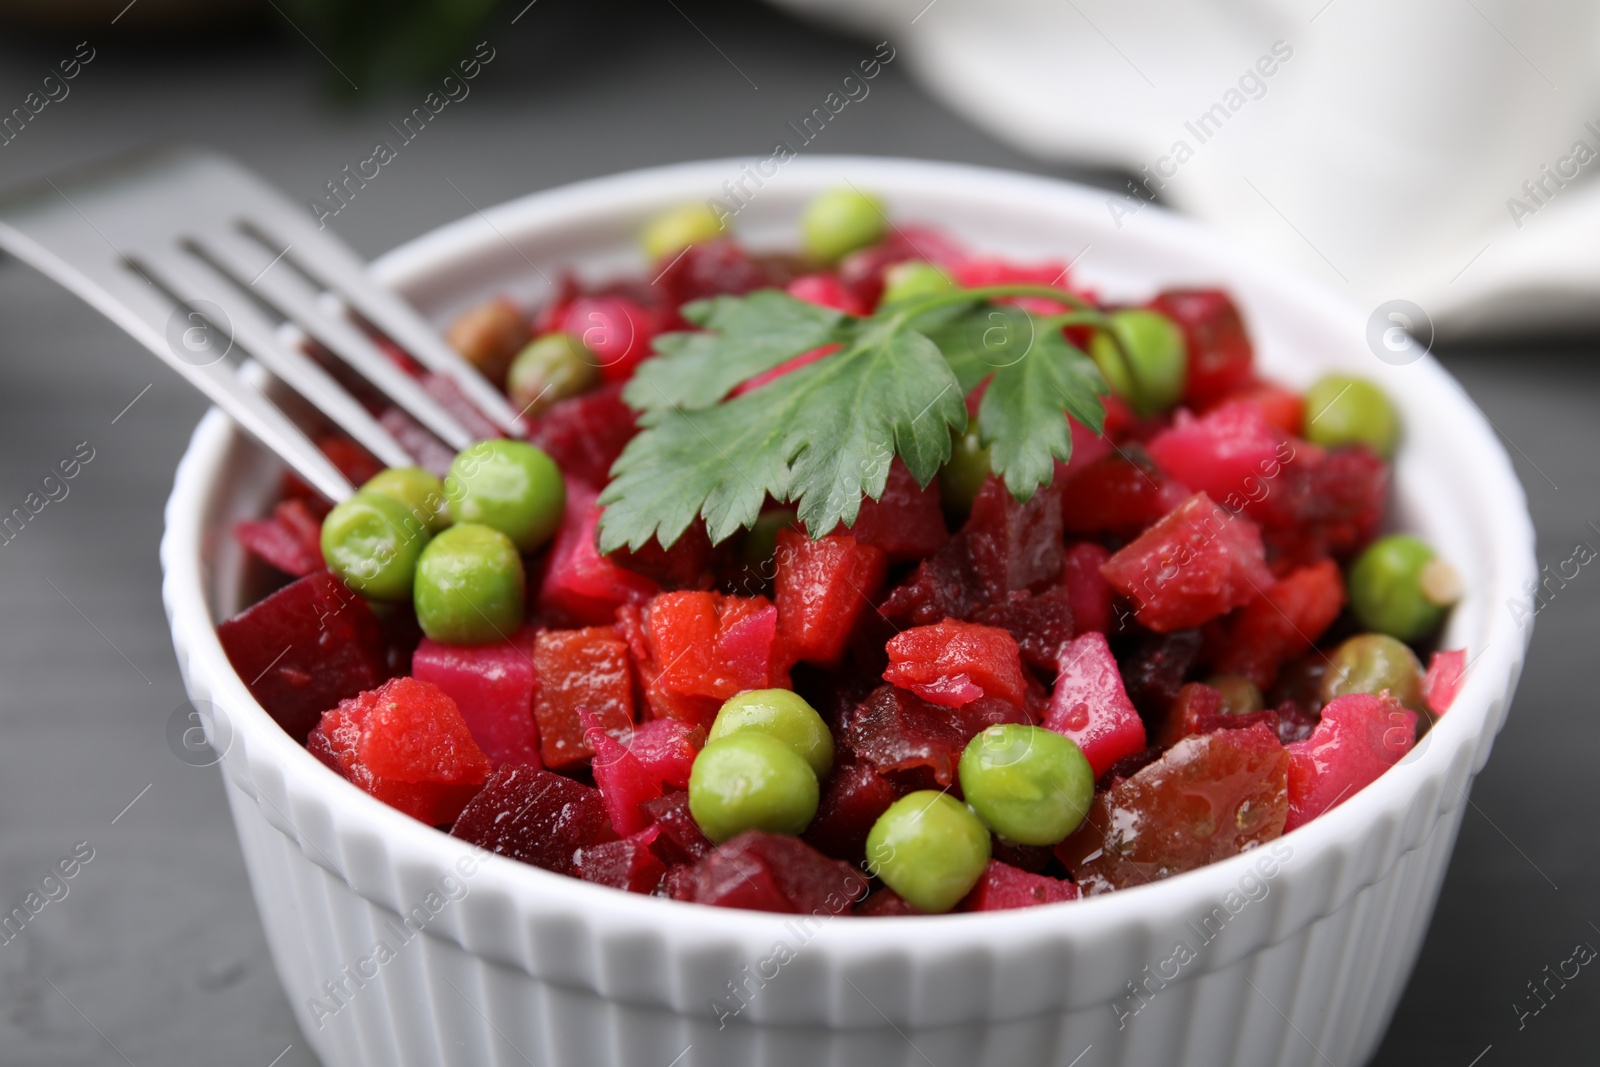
xmin=767 ymin=0 xmax=1600 ymax=338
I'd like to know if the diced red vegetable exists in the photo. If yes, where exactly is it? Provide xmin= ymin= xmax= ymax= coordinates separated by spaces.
xmin=964 ymin=476 xmax=1065 ymax=602
xmin=531 ymin=627 xmax=634 ymax=769
xmin=1042 ymin=632 xmax=1147 ymax=777
xmin=804 ymin=761 xmax=899 ymax=864
xmin=307 ymin=677 xmax=492 ymax=825
xmin=883 ymin=619 xmax=1028 ymax=709
xmin=1119 ymin=629 xmax=1204 ymax=720
xmin=840 ymin=459 xmax=950 ymax=562
xmin=423 ymin=372 xmax=503 ymax=442
xmin=1423 ymin=649 xmax=1468 ymax=715
xmin=774 ymin=529 xmax=889 ymax=666
xmin=1149 ymin=289 xmax=1254 ymax=408
xmin=1284 ymin=692 xmax=1416 ymax=831
xmin=1209 ymin=379 xmax=1305 ymax=436
xmin=524 ymin=382 xmax=639 ymax=491
xmin=653 ymin=238 xmax=771 ymax=305
xmin=1146 ymin=402 xmax=1289 ymax=516
xmin=959 ymin=860 xmax=1080 ymax=911
xmin=646 ymin=591 xmax=786 ymax=700
xmin=1100 ymin=492 xmax=1274 ymax=632
xmin=880 ymin=536 xmax=985 ymax=628
xmin=1059 ymin=448 xmax=1187 ymax=536
xmin=685 ymin=830 xmax=868 ymax=914
xmin=580 ymin=710 xmax=663 ymax=836
xmin=234 ymin=498 xmax=325 ymax=577
xmin=855 ymin=888 xmax=923 ymax=916
xmin=411 ymin=629 xmax=541 ymax=767
xmin=974 ymin=588 xmax=1076 ymax=672
xmin=450 ymin=765 xmax=615 ymax=875
xmin=217 ymin=571 xmax=389 ymax=743
xmin=625 ymin=718 xmax=704 ymax=792
xmin=539 ymin=478 xmax=660 ymax=626
xmin=842 ymin=684 xmax=1025 ymax=789
xmin=1212 ymin=559 xmax=1345 ymax=689
xmin=1157 ymin=682 xmax=1280 ymax=747
xmin=1057 ymin=723 xmax=1288 ymax=892
xmin=607 ymin=521 xmax=717 ymax=591
xmin=1252 ymin=446 xmax=1390 ymax=569
xmin=787 ymin=272 xmax=869 ymax=315
xmin=561 ymin=296 xmax=657 ymax=383
xmin=1060 ymin=542 xmax=1114 ymax=635
xmin=640 ymin=791 xmax=713 ymax=865
xmin=574 ymin=826 xmax=668 ymax=894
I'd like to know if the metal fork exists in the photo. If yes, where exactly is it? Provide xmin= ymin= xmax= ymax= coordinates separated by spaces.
xmin=0 ymin=145 xmax=526 ymax=501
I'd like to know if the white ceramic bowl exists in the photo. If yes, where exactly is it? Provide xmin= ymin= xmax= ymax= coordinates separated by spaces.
xmin=161 ymin=157 xmax=1536 ymax=1067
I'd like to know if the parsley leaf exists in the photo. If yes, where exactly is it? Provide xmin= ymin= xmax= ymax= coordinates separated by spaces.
xmin=595 ymin=284 xmax=1111 ymax=552
xmin=977 ymin=328 xmax=1107 ymax=500
xmin=624 ymin=291 xmax=848 ymax=416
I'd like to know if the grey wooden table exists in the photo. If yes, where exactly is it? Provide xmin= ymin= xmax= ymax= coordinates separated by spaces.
xmin=0 ymin=3 xmax=1594 ymax=1064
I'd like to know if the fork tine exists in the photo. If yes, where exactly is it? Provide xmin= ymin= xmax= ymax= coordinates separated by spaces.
xmin=239 ymin=215 xmax=529 ymax=437
xmin=134 ymin=247 xmax=415 ymax=470
xmin=196 ymin=229 xmax=475 ymax=452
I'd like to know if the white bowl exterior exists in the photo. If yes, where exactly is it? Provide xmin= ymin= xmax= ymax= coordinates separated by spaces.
xmin=160 ymin=157 xmax=1536 ymax=1067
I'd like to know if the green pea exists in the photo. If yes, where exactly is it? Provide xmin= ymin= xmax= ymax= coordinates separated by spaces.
xmin=1089 ymin=308 xmax=1187 ymax=416
xmin=507 ymin=333 xmax=600 ymax=418
xmin=709 ymin=689 xmax=834 ymax=779
xmin=688 ymin=733 xmax=819 ymax=843
xmin=360 ymin=467 xmax=451 ymax=533
xmin=1303 ymin=375 xmax=1399 ymax=458
xmin=741 ymin=508 xmax=796 ymax=570
xmin=938 ymin=430 xmax=991 ymax=513
xmin=413 ymin=523 xmax=526 ymax=645
xmin=444 ymin=440 xmax=565 ymax=552
xmin=1206 ymin=674 xmax=1265 ymax=717
xmin=1349 ymin=534 xmax=1459 ymax=642
xmin=1320 ymin=633 xmax=1425 ymax=712
xmin=320 ymin=492 xmax=432 ymax=601
xmin=802 ymin=188 xmax=887 ymax=264
xmin=958 ymin=725 xmax=1093 ymax=846
xmin=865 ymin=791 xmax=990 ymax=914
xmin=881 ymin=261 xmax=956 ymax=306
xmin=641 ymin=202 xmax=726 ymax=262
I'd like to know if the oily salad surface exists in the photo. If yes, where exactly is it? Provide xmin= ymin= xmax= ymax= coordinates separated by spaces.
xmin=216 ymin=189 xmax=1468 ymax=916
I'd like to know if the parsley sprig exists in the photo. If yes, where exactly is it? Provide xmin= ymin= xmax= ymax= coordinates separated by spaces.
xmin=597 ymin=285 xmax=1124 ymax=553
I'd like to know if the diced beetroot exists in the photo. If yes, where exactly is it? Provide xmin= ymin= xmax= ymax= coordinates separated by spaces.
xmin=1284 ymin=693 xmax=1416 ymax=831
xmin=686 ymin=830 xmax=868 ymax=914
xmin=855 ymin=888 xmax=923 ymax=916
xmin=774 ymin=529 xmax=889 ymax=666
xmin=1120 ymin=632 xmax=1201 ymax=724
xmin=990 ymin=837 xmax=1055 ymax=873
xmin=1054 ymin=414 xmax=1117 ymax=487
xmin=804 ymin=760 xmax=900 ymax=864
xmin=640 ymin=791 xmax=713 ymax=865
xmin=376 ymin=602 xmax=425 ymax=680
xmin=1146 ymin=402 xmax=1290 ymax=515
xmin=217 ymin=571 xmax=388 ymax=743
xmin=1423 ymin=649 xmax=1468 ymax=715
xmin=449 ymin=765 xmax=615 ymax=875
xmin=1056 ymin=723 xmax=1288 ymax=892
xmin=647 ymin=591 xmax=786 ymax=700
xmin=307 ymin=677 xmax=493 ymax=825
xmin=1208 ymin=379 xmax=1305 ymax=436
xmin=561 ymin=296 xmax=657 ymax=383
xmin=974 ymin=588 xmax=1076 ymax=672
xmin=731 ymin=343 xmax=841 ymax=397
xmin=625 ymin=718 xmax=704 ymax=791
xmin=581 ymin=710 xmax=663 ymax=836
xmin=235 ymin=498 xmax=325 ymax=577
xmin=840 ymin=459 xmax=950 ymax=562
xmin=539 ymin=478 xmax=660 ymax=626
xmin=652 ymin=239 xmax=771 ymax=305
xmin=1060 ymin=542 xmax=1114 ymax=635
xmin=1043 ymin=632 xmax=1148 ymax=777
xmin=787 ymin=272 xmax=869 ymax=315
xmin=1157 ymin=682 xmax=1280 ymax=747
xmin=959 ymin=860 xmax=1079 ymax=911
xmin=422 ymin=372 xmax=503 ymax=442
xmin=1149 ymin=289 xmax=1254 ymax=408
xmin=948 ymin=256 xmax=1076 ymax=314
xmin=616 ymin=602 xmax=723 ymax=728
xmin=574 ymin=826 xmax=668 ymax=894
xmin=524 ymin=382 xmax=638 ymax=490
xmin=1100 ymin=493 xmax=1273 ymax=632
xmin=963 ymin=476 xmax=1065 ymax=601
xmin=1059 ymin=448 xmax=1187 ymax=536
xmin=842 ymin=684 xmax=1025 ymax=788
xmin=883 ymin=619 xmax=1028 ymax=709
xmin=412 ymin=629 xmax=541 ymax=767
xmin=318 ymin=435 xmax=386 ymax=489
xmin=879 ymin=536 xmax=985 ymax=627
xmin=1273 ymin=700 xmax=1320 ymax=745
xmin=377 ymin=406 xmax=456 ymax=477
xmin=1212 ymin=560 xmax=1346 ymax=689
xmin=1254 ymin=447 xmax=1390 ymax=568
xmin=532 ymin=627 xmax=634 ymax=769
xmin=608 ymin=521 xmax=718 ymax=591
